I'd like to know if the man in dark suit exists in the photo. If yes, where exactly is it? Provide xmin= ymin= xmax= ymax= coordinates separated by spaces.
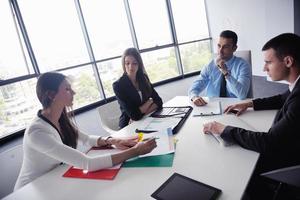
xmin=203 ymin=33 xmax=300 ymax=199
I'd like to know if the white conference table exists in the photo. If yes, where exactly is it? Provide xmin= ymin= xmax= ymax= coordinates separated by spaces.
xmin=4 ymin=96 xmax=277 ymax=200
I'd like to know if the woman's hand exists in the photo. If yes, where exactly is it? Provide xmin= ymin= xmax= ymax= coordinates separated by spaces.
xmin=133 ymin=138 xmax=157 ymax=156
xmin=203 ymin=121 xmax=226 ymax=135
xmin=111 ymin=137 xmax=157 ymax=165
xmin=224 ymin=100 xmax=253 ymax=116
xmin=110 ymin=136 xmax=138 ymax=150
xmin=139 ymin=98 xmax=153 ymax=114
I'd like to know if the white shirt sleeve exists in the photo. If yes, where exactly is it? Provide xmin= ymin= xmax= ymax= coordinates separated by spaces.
xmin=77 ymin=130 xmax=99 ymax=147
xmin=28 ymin=124 xmax=113 ymax=172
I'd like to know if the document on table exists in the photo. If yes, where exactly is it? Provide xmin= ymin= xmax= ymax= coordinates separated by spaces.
xmin=138 ymin=117 xmax=182 ymax=132
xmin=139 ymin=128 xmax=175 ymax=157
xmin=193 ymin=101 xmax=222 ymax=116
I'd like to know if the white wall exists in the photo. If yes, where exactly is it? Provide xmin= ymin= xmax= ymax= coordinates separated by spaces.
xmin=205 ymin=0 xmax=294 ymax=76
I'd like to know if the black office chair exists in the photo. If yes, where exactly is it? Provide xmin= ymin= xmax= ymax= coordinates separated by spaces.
xmin=261 ymin=165 xmax=300 ymax=200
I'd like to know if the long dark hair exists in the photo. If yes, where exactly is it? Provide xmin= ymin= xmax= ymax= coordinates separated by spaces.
xmin=36 ymin=72 xmax=78 ymax=149
xmin=121 ymin=48 xmax=153 ymax=101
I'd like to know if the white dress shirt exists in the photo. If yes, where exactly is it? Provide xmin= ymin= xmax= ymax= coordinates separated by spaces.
xmin=14 ymin=115 xmax=112 ymax=191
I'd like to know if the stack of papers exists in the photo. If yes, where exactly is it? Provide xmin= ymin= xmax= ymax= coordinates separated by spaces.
xmin=137 ymin=117 xmax=182 ymax=132
xmin=63 ymin=129 xmax=176 ymax=178
xmin=139 ymin=128 xmax=175 ymax=157
xmin=124 ymin=128 xmax=176 ymax=167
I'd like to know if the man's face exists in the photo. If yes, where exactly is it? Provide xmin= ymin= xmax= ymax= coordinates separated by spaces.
xmin=217 ymin=37 xmax=237 ymax=61
xmin=263 ymin=48 xmax=289 ymax=81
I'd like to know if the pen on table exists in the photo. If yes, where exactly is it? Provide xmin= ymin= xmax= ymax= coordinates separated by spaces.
xmin=135 ymin=128 xmax=158 ymax=133
xmin=206 ymin=131 xmax=220 ymax=144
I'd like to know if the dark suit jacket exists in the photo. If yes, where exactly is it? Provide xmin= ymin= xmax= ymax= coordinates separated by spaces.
xmin=113 ymin=75 xmax=163 ymax=129
xmin=222 ymin=78 xmax=300 ymax=174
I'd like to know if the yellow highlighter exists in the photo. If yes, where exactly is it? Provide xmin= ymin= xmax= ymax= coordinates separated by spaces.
xmin=138 ymin=132 xmax=144 ymax=142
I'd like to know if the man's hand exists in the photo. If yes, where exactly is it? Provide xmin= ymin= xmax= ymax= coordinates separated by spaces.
xmin=216 ymin=58 xmax=228 ymax=76
xmin=192 ymin=96 xmax=207 ymax=106
xmin=203 ymin=121 xmax=226 ymax=135
xmin=224 ymin=100 xmax=253 ymax=116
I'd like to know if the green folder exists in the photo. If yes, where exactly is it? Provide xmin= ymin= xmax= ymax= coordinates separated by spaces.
xmin=122 ymin=153 xmax=175 ymax=167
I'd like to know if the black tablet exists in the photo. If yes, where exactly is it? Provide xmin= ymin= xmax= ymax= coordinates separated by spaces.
xmin=151 ymin=173 xmax=221 ymax=200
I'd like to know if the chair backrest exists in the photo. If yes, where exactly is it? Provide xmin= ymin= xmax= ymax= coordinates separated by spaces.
xmin=261 ymin=165 xmax=300 ymax=188
xmin=261 ymin=165 xmax=300 ymax=199
xmin=0 ymin=145 xmax=23 ymax=198
xmin=234 ymin=50 xmax=253 ymax=98
xmin=97 ymin=100 xmax=121 ymax=133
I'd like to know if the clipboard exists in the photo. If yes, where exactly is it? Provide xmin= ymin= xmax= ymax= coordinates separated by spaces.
xmin=192 ymin=101 xmax=222 ymax=116
xmin=150 ymin=106 xmax=193 ymax=134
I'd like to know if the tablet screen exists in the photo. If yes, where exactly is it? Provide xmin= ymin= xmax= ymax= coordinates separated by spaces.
xmin=151 ymin=173 xmax=221 ymax=200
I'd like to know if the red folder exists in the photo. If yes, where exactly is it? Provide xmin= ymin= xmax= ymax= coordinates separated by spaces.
xmin=63 ymin=167 xmax=120 ymax=180
xmin=63 ymin=147 xmax=121 ymax=180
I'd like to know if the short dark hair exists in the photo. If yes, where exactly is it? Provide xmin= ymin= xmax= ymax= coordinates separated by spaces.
xmin=220 ymin=30 xmax=238 ymax=46
xmin=262 ymin=33 xmax=300 ymax=66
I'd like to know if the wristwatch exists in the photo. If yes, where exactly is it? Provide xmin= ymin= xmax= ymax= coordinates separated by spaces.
xmin=103 ymin=136 xmax=112 ymax=145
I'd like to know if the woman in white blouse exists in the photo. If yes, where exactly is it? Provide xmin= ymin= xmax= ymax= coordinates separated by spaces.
xmin=14 ymin=72 xmax=156 ymax=190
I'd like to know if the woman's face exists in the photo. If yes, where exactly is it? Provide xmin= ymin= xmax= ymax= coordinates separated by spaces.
xmin=54 ymin=80 xmax=75 ymax=107
xmin=124 ymin=55 xmax=139 ymax=77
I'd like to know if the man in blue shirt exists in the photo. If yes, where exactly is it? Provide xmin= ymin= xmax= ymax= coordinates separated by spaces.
xmin=188 ymin=30 xmax=251 ymax=106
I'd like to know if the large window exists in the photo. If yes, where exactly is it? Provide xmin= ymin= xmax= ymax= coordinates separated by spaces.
xmin=171 ymin=0 xmax=212 ymax=73
xmin=61 ymin=66 xmax=101 ymax=109
xmin=171 ymin=0 xmax=210 ymax=43
xmin=18 ymin=0 xmax=90 ymax=71
xmin=97 ymin=59 xmax=123 ymax=98
xmin=141 ymin=48 xmax=179 ymax=82
xmin=0 ymin=0 xmax=32 ymax=80
xmin=80 ymin=0 xmax=133 ymax=60
xmin=0 ymin=79 xmax=39 ymax=139
xmin=0 ymin=0 xmax=211 ymax=140
xmin=129 ymin=0 xmax=172 ymax=49
xmin=180 ymin=41 xmax=212 ymax=73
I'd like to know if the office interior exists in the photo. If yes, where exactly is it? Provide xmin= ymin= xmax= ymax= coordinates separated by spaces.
xmin=0 ymin=0 xmax=299 ymax=198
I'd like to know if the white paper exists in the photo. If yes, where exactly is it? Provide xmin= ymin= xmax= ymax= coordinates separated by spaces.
xmin=139 ymin=128 xmax=175 ymax=157
xmin=138 ymin=117 xmax=181 ymax=131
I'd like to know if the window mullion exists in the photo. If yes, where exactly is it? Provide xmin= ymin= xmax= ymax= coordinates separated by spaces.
xmin=74 ymin=0 xmax=106 ymax=100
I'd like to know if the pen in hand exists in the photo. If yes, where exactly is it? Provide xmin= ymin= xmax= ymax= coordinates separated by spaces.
xmin=141 ymin=137 xmax=159 ymax=142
